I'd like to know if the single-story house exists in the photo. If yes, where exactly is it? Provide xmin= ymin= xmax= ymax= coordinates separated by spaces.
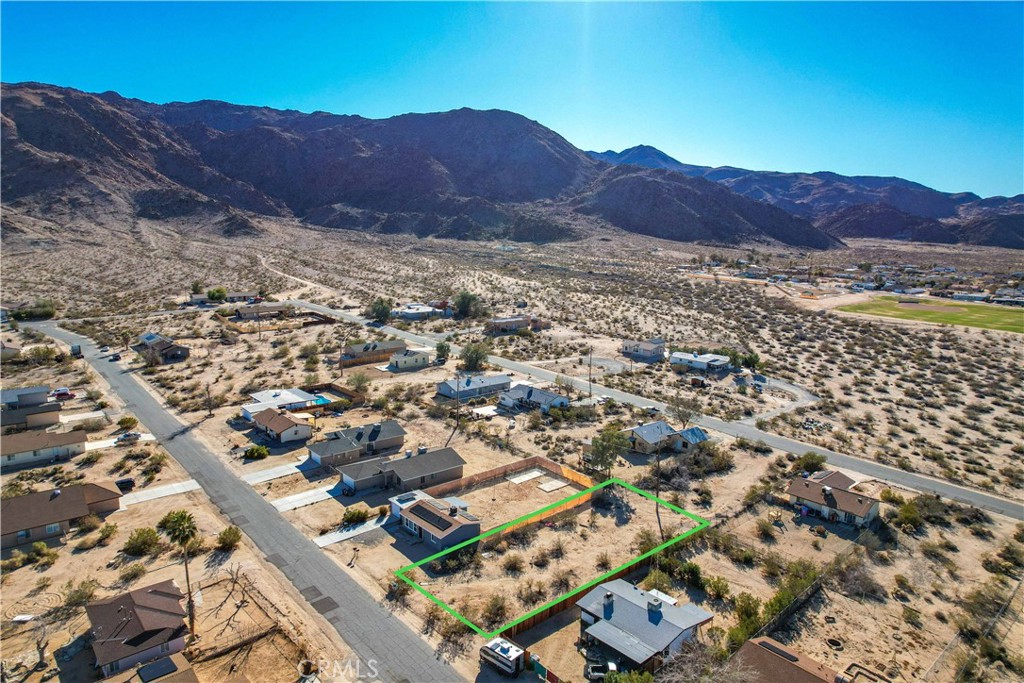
xmin=669 ymin=352 xmax=732 ymax=373
xmin=678 ymin=426 xmax=709 ymax=448
xmin=1 ymin=385 xmax=50 ymax=410
xmin=391 ymin=303 xmax=446 ymax=320
xmin=622 ymin=421 xmax=685 ymax=454
xmin=309 ymin=419 xmax=407 ymax=466
xmin=251 ymin=409 xmax=312 ymax=443
xmin=1 ymin=339 xmax=22 ymax=361
xmin=578 ymin=579 xmax=713 ymax=671
xmin=86 ymin=580 xmax=188 ymax=679
xmin=621 ymin=338 xmax=667 ymax=363
xmin=498 ymin=385 xmax=569 ymax=413
xmin=224 ymin=290 xmax=258 ymax=303
xmin=1 ymin=401 xmax=62 ymax=432
xmin=337 ymin=447 xmax=465 ymax=493
xmin=103 ymin=653 xmax=198 ymax=683
xmin=386 ymin=447 xmax=465 ymax=491
xmin=484 ymin=315 xmax=550 ymax=335
xmin=436 ymin=375 xmax=511 ymax=401
xmin=1 ymin=481 xmax=122 ymax=549
xmin=734 ymin=637 xmax=840 ymax=683
xmin=241 ymin=387 xmax=320 ymax=420
xmin=389 ymin=349 xmax=431 ymax=371
xmin=787 ymin=470 xmax=880 ymax=527
xmin=339 ymin=340 xmax=407 ymax=368
xmin=234 ymin=303 xmax=293 ymax=320
xmin=397 ymin=495 xmax=481 ymax=549
xmin=137 ymin=333 xmax=191 ymax=364
xmin=1 ymin=429 xmax=89 ymax=470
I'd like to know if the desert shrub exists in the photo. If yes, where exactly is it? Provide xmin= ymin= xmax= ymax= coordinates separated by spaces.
xmin=634 ymin=528 xmax=659 ymax=554
xmin=31 ymin=542 xmax=60 ymax=568
xmin=551 ymin=569 xmax=576 ymax=593
xmin=596 ymin=552 xmax=612 ymax=571
xmin=793 ymin=452 xmax=827 ymax=473
xmin=532 ymin=548 xmax=550 ymax=568
xmin=677 ymin=560 xmax=704 ymax=588
xmin=481 ymin=595 xmax=509 ymax=628
xmin=342 ymin=508 xmax=370 ymax=526
xmin=117 ymin=416 xmax=139 ymax=430
xmin=76 ymin=514 xmax=102 ymax=533
xmin=880 ymin=488 xmax=906 ymax=505
xmin=642 ymin=568 xmax=672 ymax=593
xmin=1 ymin=550 xmax=29 ymax=572
xmin=123 ymin=527 xmax=161 ymax=556
xmin=119 ymin=563 xmax=147 ymax=584
xmin=244 ymin=445 xmax=269 ymax=460
xmin=63 ymin=578 xmax=100 ymax=606
xmin=502 ymin=554 xmax=524 ymax=575
xmin=755 ymin=518 xmax=776 ymax=541
xmin=704 ymin=575 xmax=730 ymax=600
xmin=216 ymin=526 xmax=243 ymax=551
xmin=516 ymin=579 xmax=546 ymax=606
xmin=98 ymin=523 xmax=118 ymax=544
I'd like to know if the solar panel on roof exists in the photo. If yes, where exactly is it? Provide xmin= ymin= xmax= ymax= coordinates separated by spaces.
xmin=758 ymin=639 xmax=799 ymax=662
xmin=138 ymin=656 xmax=179 ymax=682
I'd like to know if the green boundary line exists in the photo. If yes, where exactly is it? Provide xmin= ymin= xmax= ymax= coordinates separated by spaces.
xmin=394 ymin=477 xmax=709 ymax=638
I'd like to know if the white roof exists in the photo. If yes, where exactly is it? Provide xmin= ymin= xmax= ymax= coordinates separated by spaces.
xmin=388 ymin=489 xmax=433 ymax=510
xmin=482 ymin=638 xmax=523 ymax=662
xmin=249 ymin=388 xmax=318 ymax=405
xmin=670 ymin=352 xmax=730 ymax=364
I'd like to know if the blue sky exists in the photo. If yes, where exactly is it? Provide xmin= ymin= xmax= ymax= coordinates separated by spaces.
xmin=2 ymin=2 xmax=1021 ymax=197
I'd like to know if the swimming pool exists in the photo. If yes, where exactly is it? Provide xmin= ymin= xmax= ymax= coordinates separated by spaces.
xmin=313 ymin=395 xmax=331 ymax=405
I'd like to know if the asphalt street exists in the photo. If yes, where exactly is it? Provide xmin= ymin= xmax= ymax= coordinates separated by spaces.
xmin=29 ymin=322 xmax=464 ymax=683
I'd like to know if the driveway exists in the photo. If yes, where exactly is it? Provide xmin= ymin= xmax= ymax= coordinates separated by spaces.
xmin=28 ymin=322 xmax=463 ymax=683
xmin=120 ymin=479 xmax=201 ymax=506
xmin=86 ymin=433 xmax=157 ymax=450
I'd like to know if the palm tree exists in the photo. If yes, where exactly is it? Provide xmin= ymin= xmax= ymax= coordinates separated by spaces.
xmin=161 ymin=510 xmax=198 ymax=637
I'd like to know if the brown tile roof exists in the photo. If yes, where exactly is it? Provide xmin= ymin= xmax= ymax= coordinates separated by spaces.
xmin=734 ymin=637 xmax=839 ymax=683
xmin=809 ymin=470 xmax=857 ymax=490
xmin=252 ymin=408 xmax=308 ymax=434
xmin=787 ymin=474 xmax=878 ymax=518
xmin=1 ymin=482 xmax=122 ymax=536
xmin=0 ymin=429 xmax=88 ymax=457
xmin=86 ymin=580 xmax=187 ymax=667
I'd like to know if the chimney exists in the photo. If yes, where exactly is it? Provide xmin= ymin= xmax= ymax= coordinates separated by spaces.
xmin=449 ymin=506 xmax=458 ymax=516
xmin=648 ymin=598 xmax=662 ymax=612
xmin=604 ymin=592 xmax=614 ymax=606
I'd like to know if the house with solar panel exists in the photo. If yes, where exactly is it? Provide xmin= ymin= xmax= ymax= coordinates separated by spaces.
xmin=577 ymin=579 xmax=713 ymax=671
xmin=391 ymin=492 xmax=481 ymax=549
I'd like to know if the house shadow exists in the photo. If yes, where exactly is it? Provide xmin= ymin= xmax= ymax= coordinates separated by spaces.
xmin=52 ymin=633 xmax=95 ymax=682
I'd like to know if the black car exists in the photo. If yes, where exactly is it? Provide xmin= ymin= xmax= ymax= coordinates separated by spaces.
xmin=115 ymin=477 xmax=136 ymax=492
xmin=110 ymin=353 xmax=122 ymax=361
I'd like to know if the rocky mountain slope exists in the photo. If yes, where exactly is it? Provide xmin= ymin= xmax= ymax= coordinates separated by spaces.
xmin=589 ymin=146 xmax=1023 ymax=248
xmin=1 ymin=83 xmax=840 ymax=249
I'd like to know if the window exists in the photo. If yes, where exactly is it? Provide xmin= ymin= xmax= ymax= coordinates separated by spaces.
xmin=420 ymin=476 xmax=426 ymax=484
xmin=17 ymin=530 xmax=30 ymax=541
xmin=160 ymin=643 xmax=170 ymax=653
xmin=45 ymin=523 xmax=61 ymax=534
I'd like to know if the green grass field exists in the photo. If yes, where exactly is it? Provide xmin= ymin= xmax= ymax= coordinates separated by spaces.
xmin=838 ymin=296 xmax=1024 ymax=333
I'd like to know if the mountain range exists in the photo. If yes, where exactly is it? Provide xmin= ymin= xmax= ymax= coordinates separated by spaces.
xmin=589 ymin=146 xmax=1023 ymax=249
xmin=1 ymin=82 xmax=1018 ymax=250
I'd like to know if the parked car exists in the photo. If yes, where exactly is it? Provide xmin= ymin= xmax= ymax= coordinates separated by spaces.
xmin=110 ymin=353 xmax=122 ymax=361
xmin=585 ymin=663 xmax=618 ymax=681
xmin=51 ymin=387 xmax=71 ymax=396
xmin=116 ymin=432 xmax=142 ymax=444
xmin=99 ymin=345 xmax=110 ymax=352
xmin=115 ymin=478 xmax=136 ymax=492
xmin=52 ymin=390 xmax=76 ymax=401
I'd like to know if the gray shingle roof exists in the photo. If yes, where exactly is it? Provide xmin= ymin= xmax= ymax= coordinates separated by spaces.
xmin=438 ymin=375 xmax=510 ymax=394
xmin=577 ymin=580 xmax=712 ymax=661
xmin=502 ymin=386 xmax=565 ymax=406
xmin=0 ymin=385 xmax=49 ymax=404
xmin=628 ymin=421 xmax=678 ymax=444
xmin=387 ymin=447 xmax=464 ymax=481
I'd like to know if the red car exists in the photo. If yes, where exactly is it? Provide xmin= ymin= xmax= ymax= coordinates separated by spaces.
xmin=52 ymin=391 xmax=76 ymax=401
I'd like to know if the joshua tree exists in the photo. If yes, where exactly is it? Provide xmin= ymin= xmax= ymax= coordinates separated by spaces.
xmin=161 ymin=510 xmax=198 ymax=637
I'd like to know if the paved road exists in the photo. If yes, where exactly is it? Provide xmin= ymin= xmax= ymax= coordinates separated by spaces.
xmin=29 ymin=322 xmax=463 ymax=683
xmin=279 ymin=300 xmax=1023 ymax=521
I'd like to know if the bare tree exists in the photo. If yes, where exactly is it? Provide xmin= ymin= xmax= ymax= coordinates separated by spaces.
xmin=657 ymin=642 xmax=756 ymax=683
xmin=33 ymin=620 xmax=51 ymax=670
xmin=667 ymin=393 xmax=701 ymax=430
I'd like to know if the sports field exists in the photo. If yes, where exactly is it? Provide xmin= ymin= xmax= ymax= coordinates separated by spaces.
xmin=838 ymin=296 xmax=1023 ymax=333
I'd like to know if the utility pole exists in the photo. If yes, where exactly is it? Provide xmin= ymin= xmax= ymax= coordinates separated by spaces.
xmin=445 ymin=369 xmax=462 ymax=448
xmin=588 ymin=346 xmax=594 ymax=399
